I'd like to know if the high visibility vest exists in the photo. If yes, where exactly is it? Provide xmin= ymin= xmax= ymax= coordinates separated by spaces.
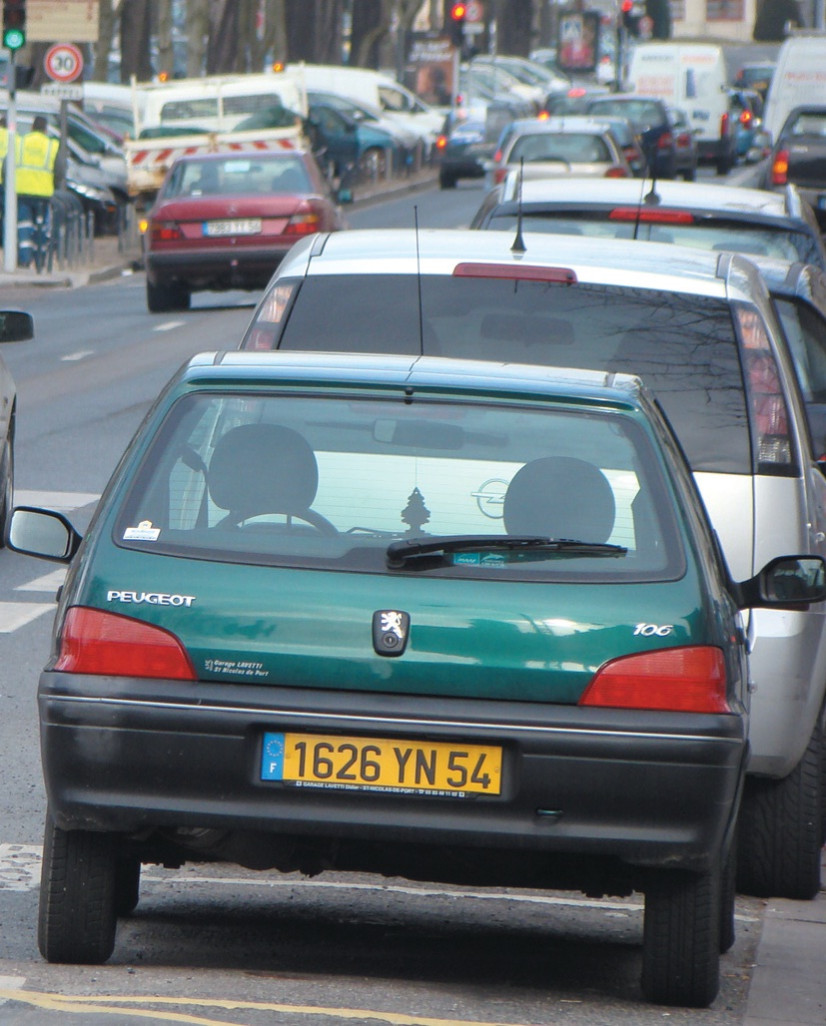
xmin=15 ymin=130 xmax=59 ymax=198
xmin=0 ymin=129 xmax=8 ymax=184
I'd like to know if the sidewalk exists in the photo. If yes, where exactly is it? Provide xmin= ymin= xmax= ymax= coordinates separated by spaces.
xmin=744 ymin=852 xmax=826 ymax=1026
xmin=0 ymin=167 xmax=439 ymax=291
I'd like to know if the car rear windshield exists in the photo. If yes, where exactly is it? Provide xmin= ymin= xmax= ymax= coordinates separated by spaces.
xmin=162 ymin=155 xmax=311 ymax=198
xmin=480 ymin=211 xmax=816 ymax=264
xmin=243 ymin=275 xmax=751 ymax=475
xmin=587 ymin=99 xmax=664 ymax=128
xmin=114 ymin=391 xmax=685 ymax=582
xmin=507 ymin=132 xmax=612 ymax=164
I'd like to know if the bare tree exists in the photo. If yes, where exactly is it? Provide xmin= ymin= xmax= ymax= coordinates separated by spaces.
xmin=120 ymin=0 xmax=153 ymax=82
xmin=93 ymin=0 xmax=118 ymax=81
xmin=156 ymin=0 xmax=174 ymax=78
xmin=494 ymin=0 xmax=534 ymax=56
xmin=186 ymin=0 xmax=210 ymax=77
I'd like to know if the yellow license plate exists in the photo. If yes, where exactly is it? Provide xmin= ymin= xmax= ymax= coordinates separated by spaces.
xmin=261 ymin=731 xmax=502 ymax=797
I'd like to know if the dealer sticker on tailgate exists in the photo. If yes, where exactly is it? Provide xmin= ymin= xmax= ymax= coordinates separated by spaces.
xmin=261 ymin=731 xmax=502 ymax=797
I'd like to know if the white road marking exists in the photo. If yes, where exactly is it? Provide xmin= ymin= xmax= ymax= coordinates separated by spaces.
xmin=15 ymin=569 xmax=66 ymax=593
xmin=15 ymin=490 xmax=99 ymax=512
xmin=0 ymin=844 xmax=759 ymax=922
xmin=153 ymin=320 xmax=185 ymax=332
xmin=0 ymin=602 xmax=54 ymax=632
xmin=60 ymin=350 xmax=94 ymax=362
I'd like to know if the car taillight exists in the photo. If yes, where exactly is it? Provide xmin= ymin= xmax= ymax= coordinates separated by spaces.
xmin=657 ymin=131 xmax=673 ymax=150
xmin=150 ymin=221 xmax=183 ymax=242
xmin=771 ymin=148 xmax=789 ymax=185
xmin=493 ymin=167 xmax=507 ymax=184
xmin=436 ymin=134 xmax=448 ymax=150
xmin=720 ymin=111 xmax=730 ymax=137
xmin=493 ymin=148 xmax=503 ymax=163
xmin=55 ymin=607 xmax=196 ymax=680
xmin=740 ymin=109 xmax=753 ymax=126
xmin=609 ymin=207 xmax=695 ymax=224
xmin=604 ymin=166 xmax=629 ymax=177
xmin=579 ymin=647 xmax=729 ymax=713
xmin=285 ymin=212 xmax=321 ymax=236
xmin=735 ymin=305 xmax=793 ymax=469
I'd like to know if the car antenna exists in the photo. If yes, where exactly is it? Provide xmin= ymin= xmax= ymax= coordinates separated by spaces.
xmin=512 ymin=158 xmax=526 ymax=254
xmin=633 ymin=141 xmax=661 ymax=240
xmin=414 ymin=204 xmax=425 ymax=356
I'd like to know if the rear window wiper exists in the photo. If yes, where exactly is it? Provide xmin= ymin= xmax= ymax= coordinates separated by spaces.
xmin=386 ymin=535 xmax=627 ymax=569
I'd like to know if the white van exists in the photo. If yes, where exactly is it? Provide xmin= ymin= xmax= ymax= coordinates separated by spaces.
xmin=763 ymin=31 xmax=826 ymax=142
xmin=627 ymin=42 xmax=736 ymax=174
xmin=284 ymin=64 xmax=443 ymax=146
xmin=135 ymin=72 xmax=307 ymax=136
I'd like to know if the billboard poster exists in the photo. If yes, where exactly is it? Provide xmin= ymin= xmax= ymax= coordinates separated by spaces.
xmin=706 ymin=0 xmax=744 ymax=19
xmin=557 ymin=11 xmax=600 ymax=74
xmin=404 ymin=33 xmax=457 ymax=106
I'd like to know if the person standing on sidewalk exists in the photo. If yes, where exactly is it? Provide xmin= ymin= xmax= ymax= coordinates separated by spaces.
xmin=15 ymin=116 xmax=60 ymax=269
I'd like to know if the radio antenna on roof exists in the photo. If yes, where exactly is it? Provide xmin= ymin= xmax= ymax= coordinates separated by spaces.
xmin=512 ymin=158 xmax=526 ymax=254
xmin=414 ymin=204 xmax=425 ymax=356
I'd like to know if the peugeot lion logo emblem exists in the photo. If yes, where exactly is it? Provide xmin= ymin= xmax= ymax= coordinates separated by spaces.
xmin=373 ymin=610 xmax=410 ymax=657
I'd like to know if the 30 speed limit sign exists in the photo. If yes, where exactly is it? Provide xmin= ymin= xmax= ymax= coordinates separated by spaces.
xmin=44 ymin=43 xmax=84 ymax=84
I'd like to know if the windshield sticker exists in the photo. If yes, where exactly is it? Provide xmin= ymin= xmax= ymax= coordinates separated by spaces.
xmin=204 ymin=658 xmax=269 ymax=679
xmin=107 ymin=590 xmax=196 ymax=607
xmin=123 ymin=520 xmax=161 ymax=542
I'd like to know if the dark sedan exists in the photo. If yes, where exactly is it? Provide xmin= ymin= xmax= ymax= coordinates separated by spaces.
xmin=764 ymin=106 xmax=826 ymax=230
xmin=144 ymin=150 xmax=346 ymax=313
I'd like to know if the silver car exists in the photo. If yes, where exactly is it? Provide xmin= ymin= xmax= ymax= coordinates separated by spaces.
xmin=241 ymin=228 xmax=826 ymax=901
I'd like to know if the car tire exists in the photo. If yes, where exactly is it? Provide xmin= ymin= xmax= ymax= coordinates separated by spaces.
xmin=683 ymin=164 xmax=697 ymax=182
xmin=38 ymin=813 xmax=118 ymax=964
xmin=439 ymin=171 xmax=457 ymax=189
xmin=114 ymin=856 xmax=141 ymax=916
xmin=719 ymin=840 xmax=737 ymax=954
xmin=0 ymin=422 xmax=14 ymax=548
xmin=641 ymin=866 xmax=721 ymax=1008
xmin=737 ymin=720 xmax=823 ymax=900
xmin=147 ymin=279 xmax=190 ymax=314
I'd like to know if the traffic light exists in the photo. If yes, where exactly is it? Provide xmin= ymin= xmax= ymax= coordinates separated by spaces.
xmin=2 ymin=0 xmax=26 ymax=52
xmin=621 ymin=0 xmax=640 ymax=36
xmin=449 ymin=2 xmax=466 ymax=48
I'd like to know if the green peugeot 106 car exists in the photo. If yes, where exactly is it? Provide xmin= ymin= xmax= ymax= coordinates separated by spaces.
xmin=9 ymin=352 xmax=825 ymax=1008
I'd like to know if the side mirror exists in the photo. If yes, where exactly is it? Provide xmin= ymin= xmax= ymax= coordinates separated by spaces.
xmin=7 ymin=507 xmax=82 ymax=563
xmin=733 ymin=555 xmax=826 ymax=610
xmin=0 ymin=310 xmax=33 ymax=343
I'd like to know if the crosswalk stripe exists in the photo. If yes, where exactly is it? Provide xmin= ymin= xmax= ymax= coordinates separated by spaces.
xmin=0 ymin=603 xmax=54 ymax=632
xmin=15 ymin=569 xmax=66 ymax=593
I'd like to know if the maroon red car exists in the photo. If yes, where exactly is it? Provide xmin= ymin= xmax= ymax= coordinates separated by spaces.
xmin=144 ymin=150 xmax=347 ymax=313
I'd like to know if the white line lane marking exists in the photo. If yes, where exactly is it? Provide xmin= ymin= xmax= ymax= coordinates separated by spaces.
xmin=0 ymin=602 xmax=54 ymax=632
xmin=60 ymin=350 xmax=94 ymax=362
xmin=15 ymin=569 xmax=66 ymax=593
xmin=153 ymin=320 xmax=186 ymax=332
xmin=15 ymin=490 xmax=99 ymax=512
xmin=0 ymin=844 xmax=759 ymax=922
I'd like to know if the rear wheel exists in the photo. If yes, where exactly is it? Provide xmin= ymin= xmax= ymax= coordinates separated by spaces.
xmin=147 ymin=278 xmax=190 ymax=314
xmin=358 ymin=147 xmax=388 ymax=180
xmin=114 ymin=856 xmax=141 ymax=916
xmin=719 ymin=840 xmax=737 ymax=954
xmin=641 ymin=866 xmax=721 ymax=1007
xmin=737 ymin=721 xmax=823 ymax=900
xmin=38 ymin=813 xmax=118 ymax=964
xmin=439 ymin=170 xmax=457 ymax=189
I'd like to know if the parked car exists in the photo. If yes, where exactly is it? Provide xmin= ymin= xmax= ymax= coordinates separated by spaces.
xmin=143 ymin=150 xmax=346 ymax=313
xmin=12 ymin=347 xmax=823 ymax=1007
xmin=470 ymin=177 xmax=826 ymax=268
xmin=488 ymin=116 xmax=632 ymax=186
xmin=584 ymin=93 xmax=678 ymax=179
xmin=240 ymin=228 xmax=826 ymax=902
xmin=0 ymin=310 xmax=33 ymax=541
xmin=763 ymin=105 xmax=826 ymax=230
xmin=305 ymin=90 xmax=427 ymax=165
xmin=667 ymin=106 xmax=699 ymax=180
xmin=300 ymin=98 xmax=410 ymax=181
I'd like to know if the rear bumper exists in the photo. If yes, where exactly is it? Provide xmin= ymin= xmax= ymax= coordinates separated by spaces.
xmin=40 ymin=671 xmax=747 ymax=877
xmin=146 ymin=245 xmax=293 ymax=291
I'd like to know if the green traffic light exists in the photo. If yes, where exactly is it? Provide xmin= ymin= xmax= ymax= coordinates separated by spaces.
xmin=3 ymin=26 xmax=25 ymax=50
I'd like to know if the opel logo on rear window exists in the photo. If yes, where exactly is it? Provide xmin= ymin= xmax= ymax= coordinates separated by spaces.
xmin=373 ymin=610 xmax=410 ymax=657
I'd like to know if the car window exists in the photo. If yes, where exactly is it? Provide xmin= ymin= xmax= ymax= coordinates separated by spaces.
xmin=245 ymin=275 xmax=751 ymax=476
xmin=588 ymin=99 xmax=663 ymax=128
xmin=508 ymin=132 xmax=611 ymax=163
xmin=115 ymin=391 xmax=684 ymax=582
xmin=481 ymin=211 xmax=813 ymax=263
xmin=774 ymin=296 xmax=826 ymax=450
xmin=164 ymin=156 xmax=311 ymax=197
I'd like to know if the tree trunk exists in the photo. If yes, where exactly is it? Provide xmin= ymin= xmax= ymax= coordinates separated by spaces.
xmin=93 ymin=0 xmax=117 ymax=82
xmin=120 ymin=0 xmax=154 ymax=83
xmin=207 ymin=0 xmax=241 ymax=74
xmin=156 ymin=0 xmax=174 ymax=79
xmin=186 ymin=0 xmax=210 ymax=77
xmin=494 ymin=0 xmax=534 ymax=56
xmin=351 ymin=0 xmax=388 ymax=68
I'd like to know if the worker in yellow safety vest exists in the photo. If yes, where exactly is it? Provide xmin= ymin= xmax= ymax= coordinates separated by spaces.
xmin=15 ymin=115 xmax=61 ymax=269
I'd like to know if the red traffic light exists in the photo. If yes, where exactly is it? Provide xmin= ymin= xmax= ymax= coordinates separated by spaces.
xmin=451 ymin=2 xmax=467 ymax=20
xmin=621 ymin=0 xmax=633 ymax=10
